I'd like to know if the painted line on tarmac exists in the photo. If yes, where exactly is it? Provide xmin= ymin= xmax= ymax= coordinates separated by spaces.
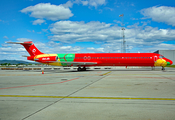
xmin=0 ymin=95 xmax=175 ymax=101
xmin=100 ymin=71 xmax=111 ymax=76
xmin=136 ymin=77 xmax=175 ymax=79
xmin=107 ymin=76 xmax=175 ymax=79
xmin=0 ymin=74 xmax=103 ymax=76
xmin=0 ymin=77 xmax=79 ymax=90
xmin=1 ymin=73 xmax=175 ymax=76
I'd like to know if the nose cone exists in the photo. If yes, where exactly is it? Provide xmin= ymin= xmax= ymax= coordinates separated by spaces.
xmin=169 ymin=60 xmax=173 ymax=65
xmin=166 ymin=59 xmax=173 ymax=65
xmin=163 ymin=58 xmax=173 ymax=66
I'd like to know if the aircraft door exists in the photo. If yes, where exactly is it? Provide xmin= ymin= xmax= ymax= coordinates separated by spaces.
xmin=154 ymin=56 xmax=157 ymax=62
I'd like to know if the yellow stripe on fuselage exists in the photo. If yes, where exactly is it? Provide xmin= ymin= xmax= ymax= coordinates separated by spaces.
xmin=35 ymin=54 xmax=58 ymax=58
xmin=35 ymin=54 xmax=62 ymax=66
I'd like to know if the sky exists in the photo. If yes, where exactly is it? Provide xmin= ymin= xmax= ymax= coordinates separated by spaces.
xmin=1 ymin=0 xmax=175 ymax=61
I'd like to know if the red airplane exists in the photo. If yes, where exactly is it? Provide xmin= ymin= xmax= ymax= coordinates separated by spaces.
xmin=7 ymin=41 xmax=173 ymax=71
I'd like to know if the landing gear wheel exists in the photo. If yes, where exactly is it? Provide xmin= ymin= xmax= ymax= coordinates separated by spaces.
xmin=82 ymin=67 xmax=86 ymax=71
xmin=77 ymin=67 xmax=81 ymax=71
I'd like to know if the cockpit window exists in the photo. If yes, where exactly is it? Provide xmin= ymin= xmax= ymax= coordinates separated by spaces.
xmin=159 ymin=55 xmax=164 ymax=59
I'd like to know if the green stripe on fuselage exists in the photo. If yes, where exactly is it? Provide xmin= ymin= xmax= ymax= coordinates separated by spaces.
xmin=57 ymin=53 xmax=75 ymax=66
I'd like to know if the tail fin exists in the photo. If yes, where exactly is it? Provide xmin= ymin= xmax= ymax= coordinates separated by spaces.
xmin=6 ymin=41 xmax=44 ymax=56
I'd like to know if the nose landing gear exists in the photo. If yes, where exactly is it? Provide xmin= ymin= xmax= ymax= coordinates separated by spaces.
xmin=162 ymin=66 xmax=165 ymax=71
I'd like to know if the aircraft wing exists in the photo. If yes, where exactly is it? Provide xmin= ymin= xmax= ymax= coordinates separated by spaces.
xmin=47 ymin=61 xmax=97 ymax=66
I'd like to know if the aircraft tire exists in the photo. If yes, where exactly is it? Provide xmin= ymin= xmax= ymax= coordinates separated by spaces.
xmin=82 ymin=67 xmax=86 ymax=71
xmin=77 ymin=67 xmax=81 ymax=71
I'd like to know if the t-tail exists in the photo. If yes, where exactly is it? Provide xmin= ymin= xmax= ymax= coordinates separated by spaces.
xmin=7 ymin=41 xmax=44 ymax=56
xmin=7 ymin=41 xmax=58 ymax=63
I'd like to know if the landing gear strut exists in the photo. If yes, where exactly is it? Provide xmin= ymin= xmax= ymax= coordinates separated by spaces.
xmin=162 ymin=66 xmax=165 ymax=71
xmin=82 ymin=67 xmax=86 ymax=71
xmin=151 ymin=66 xmax=155 ymax=70
xmin=77 ymin=67 xmax=86 ymax=71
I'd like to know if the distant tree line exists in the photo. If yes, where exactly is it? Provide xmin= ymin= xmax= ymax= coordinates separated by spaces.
xmin=0 ymin=63 xmax=37 ymax=66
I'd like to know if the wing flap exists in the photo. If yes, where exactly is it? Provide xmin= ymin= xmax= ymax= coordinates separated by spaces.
xmin=22 ymin=55 xmax=30 ymax=57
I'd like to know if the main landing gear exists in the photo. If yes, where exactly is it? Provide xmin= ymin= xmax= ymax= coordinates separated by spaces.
xmin=77 ymin=67 xmax=86 ymax=71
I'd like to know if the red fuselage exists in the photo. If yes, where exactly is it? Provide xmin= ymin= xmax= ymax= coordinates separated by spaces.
xmin=74 ymin=53 xmax=173 ymax=67
xmin=7 ymin=41 xmax=173 ymax=68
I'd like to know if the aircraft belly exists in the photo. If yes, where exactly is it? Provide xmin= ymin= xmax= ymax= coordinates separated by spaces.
xmin=95 ymin=60 xmax=154 ymax=66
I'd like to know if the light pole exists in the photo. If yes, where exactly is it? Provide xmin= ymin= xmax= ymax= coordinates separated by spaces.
xmin=119 ymin=14 xmax=126 ymax=53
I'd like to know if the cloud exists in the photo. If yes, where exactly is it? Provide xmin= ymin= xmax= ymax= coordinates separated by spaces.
xmin=88 ymin=0 xmax=106 ymax=7
xmin=0 ymin=47 xmax=25 ymax=52
xmin=3 ymin=36 xmax=8 ymax=39
xmin=0 ymin=38 xmax=34 ymax=57
xmin=62 ymin=1 xmax=73 ymax=8
xmin=74 ymin=0 xmax=106 ymax=8
xmin=136 ymin=26 xmax=175 ymax=42
xmin=140 ymin=6 xmax=175 ymax=26
xmin=0 ymin=41 xmax=28 ymax=56
xmin=87 ymin=47 xmax=95 ymax=50
xmin=48 ymin=20 xmax=175 ymax=53
xmin=33 ymin=41 xmax=82 ymax=53
xmin=49 ymin=21 xmax=119 ymax=43
xmin=141 ymin=43 xmax=175 ymax=53
xmin=32 ymin=19 xmax=45 ymax=25
xmin=27 ymin=30 xmax=35 ymax=32
xmin=17 ymin=38 xmax=33 ymax=42
xmin=87 ymin=47 xmax=104 ymax=52
xmin=0 ymin=19 xmax=5 ymax=23
xmin=21 ymin=3 xmax=73 ymax=21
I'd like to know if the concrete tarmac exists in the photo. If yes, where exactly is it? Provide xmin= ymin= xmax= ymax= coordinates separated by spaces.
xmin=0 ymin=68 xmax=175 ymax=120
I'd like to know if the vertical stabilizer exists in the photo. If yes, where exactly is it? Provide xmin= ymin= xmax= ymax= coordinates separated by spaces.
xmin=6 ymin=41 xmax=44 ymax=56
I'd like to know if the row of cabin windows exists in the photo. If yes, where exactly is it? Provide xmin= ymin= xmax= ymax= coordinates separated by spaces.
xmin=60 ymin=57 xmax=152 ymax=59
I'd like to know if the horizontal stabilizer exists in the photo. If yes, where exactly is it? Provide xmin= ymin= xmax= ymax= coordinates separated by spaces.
xmin=22 ymin=55 xmax=30 ymax=57
xmin=6 ymin=42 xmax=33 ymax=45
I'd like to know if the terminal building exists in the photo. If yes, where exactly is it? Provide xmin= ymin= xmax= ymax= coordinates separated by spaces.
xmin=154 ymin=50 xmax=175 ymax=65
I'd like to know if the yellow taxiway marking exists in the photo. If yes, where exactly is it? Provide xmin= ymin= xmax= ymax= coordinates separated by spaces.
xmin=100 ymin=71 xmax=111 ymax=76
xmin=0 ymin=71 xmax=112 ymax=76
xmin=0 ymin=95 xmax=175 ymax=101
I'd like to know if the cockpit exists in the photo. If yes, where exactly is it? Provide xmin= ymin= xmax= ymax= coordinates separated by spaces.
xmin=159 ymin=55 xmax=164 ymax=59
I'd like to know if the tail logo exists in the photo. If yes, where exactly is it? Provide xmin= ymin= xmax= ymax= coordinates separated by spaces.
xmin=32 ymin=49 xmax=36 ymax=53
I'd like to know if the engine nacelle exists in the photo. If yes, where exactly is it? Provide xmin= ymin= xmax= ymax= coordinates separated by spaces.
xmin=35 ymin=56 xmax=58 ymax=62
xmin=27 ymin=56 xmax=35 ymax=61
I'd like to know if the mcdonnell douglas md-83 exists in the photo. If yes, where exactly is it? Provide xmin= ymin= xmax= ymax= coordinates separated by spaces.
xmin=7 ymin=41 xmax=173 ymax=71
